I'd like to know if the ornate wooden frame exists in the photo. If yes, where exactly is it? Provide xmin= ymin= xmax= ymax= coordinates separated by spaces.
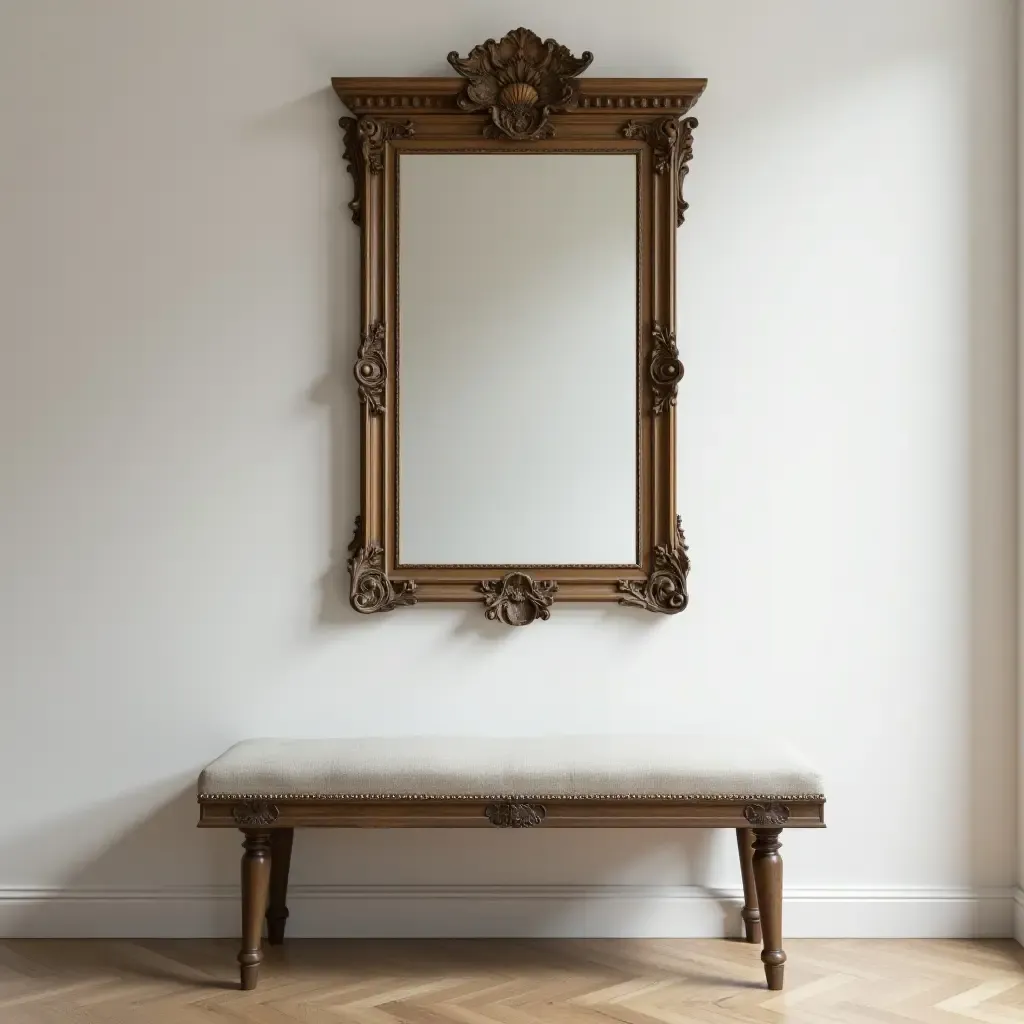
xmin=332 ymin=29 xmax=706 ymax=623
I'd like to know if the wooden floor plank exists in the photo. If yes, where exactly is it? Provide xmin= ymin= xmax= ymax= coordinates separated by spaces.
xmin=0 ymin=939 xmax=1020 ymax=1023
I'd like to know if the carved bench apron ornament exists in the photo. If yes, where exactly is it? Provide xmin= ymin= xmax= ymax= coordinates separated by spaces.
xmin=232 ymin=800 xmax=279 ymax=827
xmin=744 ymin=802 xmax=791 ymax=826
xmin=485 ymin=802 xmax=547 ymax=827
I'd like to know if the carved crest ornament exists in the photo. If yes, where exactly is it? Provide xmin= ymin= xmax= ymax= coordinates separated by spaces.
xmin=333 ymin=32 xmax=703 ymax=624
xmin=447 ymin=28 xmax=593 ymax=140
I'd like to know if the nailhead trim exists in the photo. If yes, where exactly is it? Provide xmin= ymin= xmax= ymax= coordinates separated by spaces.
xmin=198 ymin=792 xmax=825 ymax=803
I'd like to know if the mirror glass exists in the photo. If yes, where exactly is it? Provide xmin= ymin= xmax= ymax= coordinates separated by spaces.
xmin=397 ymin=153 xmax=637 ymax=566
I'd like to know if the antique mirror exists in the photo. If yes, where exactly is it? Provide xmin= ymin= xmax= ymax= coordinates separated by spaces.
xmin=332 ymin=29 xmax=705 ymax=625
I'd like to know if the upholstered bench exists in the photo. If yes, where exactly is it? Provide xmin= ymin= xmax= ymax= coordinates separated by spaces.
xmin=197 ymin=737 xmax=824 ymax=992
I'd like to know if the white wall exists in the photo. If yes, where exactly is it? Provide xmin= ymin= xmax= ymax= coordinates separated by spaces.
xmin=0 ymin=0 xmax=1018 ymax=938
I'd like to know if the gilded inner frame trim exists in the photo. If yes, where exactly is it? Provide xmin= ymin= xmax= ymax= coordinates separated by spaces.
xmin=391 ymin=146 xmax=645 ymax=572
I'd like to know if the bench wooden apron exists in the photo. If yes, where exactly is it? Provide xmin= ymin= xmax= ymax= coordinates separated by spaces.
xmin=197 ymin=737 xmax=825 ymax=992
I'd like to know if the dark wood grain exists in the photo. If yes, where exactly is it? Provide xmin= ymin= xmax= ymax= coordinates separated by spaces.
xmin=752 ymin=828 xmax=785 ymax=991
xmin=266 ymin=829 xmax=294 ymax=946
xmin=735 ymin=827 xmax=760 ymax=944
xmin=199 ymin=796 xmax=826 ymax=829
xmin=238 ymin=831 xmax=272 ymax=990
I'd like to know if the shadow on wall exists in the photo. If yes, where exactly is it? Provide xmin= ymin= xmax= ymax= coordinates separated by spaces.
xmin=0 ymin=787 xmax=750 ymax=941
xmin=964 ymin=22 xmax=1018 ymax=919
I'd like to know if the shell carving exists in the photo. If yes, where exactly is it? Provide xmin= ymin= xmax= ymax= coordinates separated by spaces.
xmin=500 ymin=82 xmax=539 ymax=108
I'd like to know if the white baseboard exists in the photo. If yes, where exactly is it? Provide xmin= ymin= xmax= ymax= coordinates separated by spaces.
xmin=0 ymin=885 xmax=1015 ymax=939
xmin=1014 ymin=887 xmax=1024 ymax=947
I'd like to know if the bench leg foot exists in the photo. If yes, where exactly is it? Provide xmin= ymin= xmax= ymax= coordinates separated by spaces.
xmin=238 ymin=829 xmax=272 ymax=991
xmin=752 ymin=827 xmax=785 ymax=991
xmin=735 ymin=827 xmax=760 ymax=944
xmin=267 ymin=829 xmax=294 ymax=946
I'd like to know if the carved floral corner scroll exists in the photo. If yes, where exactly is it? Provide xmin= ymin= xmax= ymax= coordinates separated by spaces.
xmin=339 ymin=116 xmax=415 ymax=225
xmin=622 ymin=115 xmax=699 ymax=226
xmin=346 ymin=516 xmax=417 ymax=614
xmin=447 ymin=27 xmax=593 ymax=140
xmin=618 ymin=516 xmax=690 ymax=615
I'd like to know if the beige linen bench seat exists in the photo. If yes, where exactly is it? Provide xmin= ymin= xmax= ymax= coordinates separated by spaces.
xmin=197 ymin=736 xmax=825 ymax=992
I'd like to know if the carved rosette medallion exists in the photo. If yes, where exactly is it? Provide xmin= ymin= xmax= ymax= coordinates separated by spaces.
xmin=447 ymin=28 xmax=593 ymax=140
xmin=744 ymin=803 xmax=791 ymax=827
xmin=354 ymin=320 xmax=387 ymax=415
xmin=232 ymin=800 xmax=279 ymax=827
xmin=479 ymin=571 xmax=557 ymax=626
xmin=347 ymin=515 xmax=417 ymax=614
xmin=623 ymin=115 xmax=699 ymax=226
xmin=618 ymin=516 xmax=690 ymax=614
xmin=339 ymin=116 xmax=415 ymax=225
xmin=650 ymin=323 xmax=683 ymax=415
xmin=485 ymin=802 xmax=547 ymax=827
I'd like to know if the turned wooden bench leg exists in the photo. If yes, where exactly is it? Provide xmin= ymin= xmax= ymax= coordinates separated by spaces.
xmin=735 ymin=827 xmax=760 ymax=944
xmin=267 ymin=828 xmax=294 ymax=945
xmin=239 ymin=829 xmax=272 ymax=991
xmin=751 ymin=827 xmax=785 ymax=991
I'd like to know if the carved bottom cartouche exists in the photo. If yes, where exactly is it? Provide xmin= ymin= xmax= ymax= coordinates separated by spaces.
xmin=479 ymin=571 xmax=556 ymax=626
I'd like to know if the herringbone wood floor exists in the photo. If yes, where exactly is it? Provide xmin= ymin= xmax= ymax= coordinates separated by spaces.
xmin=0 ymin=938 xmax=1021 ymax=1023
